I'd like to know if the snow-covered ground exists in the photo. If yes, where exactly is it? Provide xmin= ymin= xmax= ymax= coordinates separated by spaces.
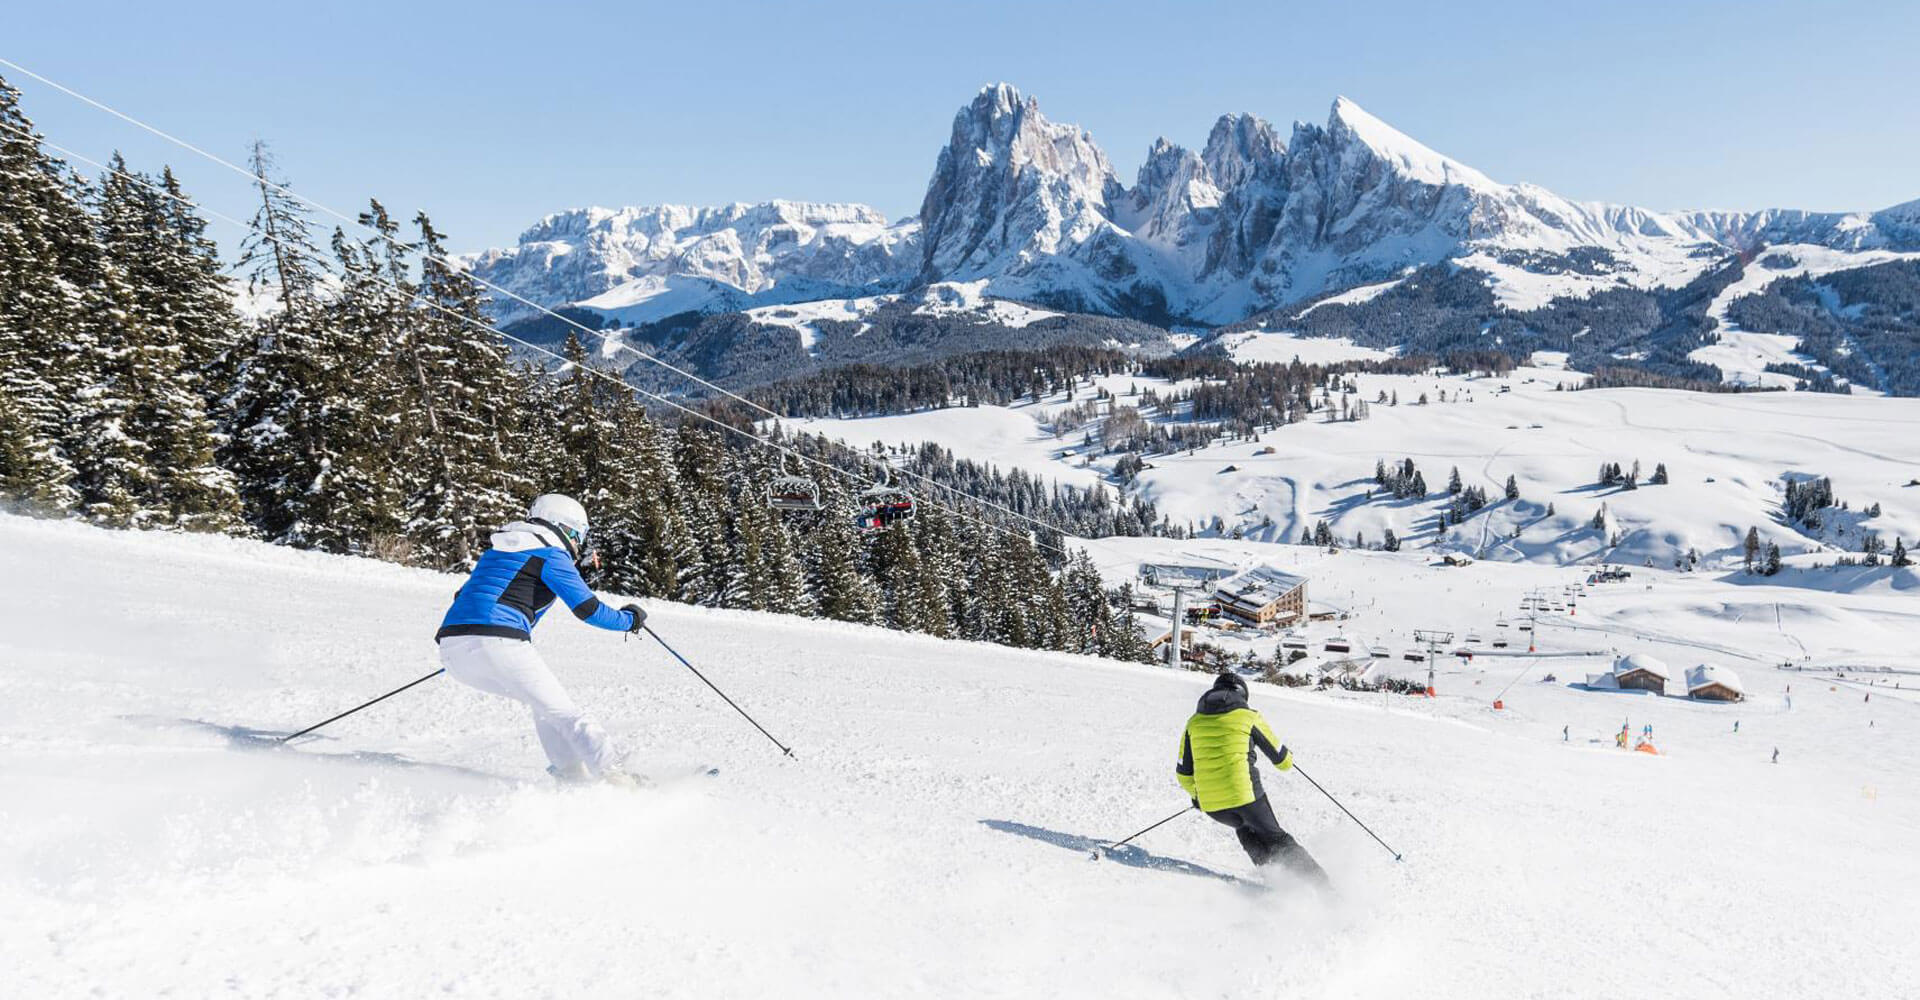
xmin=745 ymin=295 xmax=895 ymax=354
xmin=784 ymin=405 xmax=1106 ymax=489
xmin=1220 ymin=328 xmax=1393 ymax=366
xmin=4 ymin=516 xmax=1916 ymax=998
xmin=785 ymin=363 xmax=1920 ymax=571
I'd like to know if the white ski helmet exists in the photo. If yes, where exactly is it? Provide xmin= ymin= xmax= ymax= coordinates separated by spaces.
xmin=528 ymin=493 xmax=590 ymax=547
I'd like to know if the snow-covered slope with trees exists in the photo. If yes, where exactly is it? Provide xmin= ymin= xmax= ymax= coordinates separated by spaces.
xmin=781 ymin=359 xmax=1920 ymax=573
xmin=467 ymin=86 xmax=1920 ymax=335
xmin=6 ymin=514 xmax=1916 ymax=998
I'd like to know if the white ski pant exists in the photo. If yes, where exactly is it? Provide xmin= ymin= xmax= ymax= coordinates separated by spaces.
xmin=437 ymin=635 xmax=617 ymax=776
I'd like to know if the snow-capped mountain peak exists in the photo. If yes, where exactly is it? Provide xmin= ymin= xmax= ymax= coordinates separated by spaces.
xmin=463 ymin=200 xmax=917 ymax=326
xmin=1324 ymin=96 xmax=1499 ymax=193
xmin=468 ymin=85 xmax=1920 ymax=332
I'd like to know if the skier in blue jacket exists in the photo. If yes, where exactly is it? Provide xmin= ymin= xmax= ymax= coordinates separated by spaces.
xmin=437 ymin=494 xmax=646 ymax=785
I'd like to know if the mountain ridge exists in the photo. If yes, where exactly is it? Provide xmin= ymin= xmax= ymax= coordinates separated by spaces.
xmin=464 ymin=84 xmax=1918 ymax=333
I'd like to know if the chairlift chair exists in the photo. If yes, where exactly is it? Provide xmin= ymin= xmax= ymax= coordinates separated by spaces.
xmin=854 ymin=483 xmax=917 ymax=533
xmin=768 ymin=475 xmax=823 ymax=512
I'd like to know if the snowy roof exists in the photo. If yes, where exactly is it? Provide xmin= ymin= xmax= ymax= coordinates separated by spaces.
xmin=1214 ymin=566 xmax=1308 ymax=607
xmin=1686 ymin=663 xmax=1745 ymax=695
xmin=1613 ymin=653 xmax=1670 ymax=680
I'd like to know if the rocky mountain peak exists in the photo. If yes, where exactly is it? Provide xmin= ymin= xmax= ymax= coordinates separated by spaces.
xmin=917 ymin=83 xmax=1132 ymax=291
xmin=1200 ymin=113 xmax=1286 ymax=192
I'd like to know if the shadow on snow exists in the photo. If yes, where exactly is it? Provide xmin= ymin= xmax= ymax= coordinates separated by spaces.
xmin=979 ymin=819 xmax=1247 ymax=884
xmin=124 ymin=715 xmax=518 ymax=785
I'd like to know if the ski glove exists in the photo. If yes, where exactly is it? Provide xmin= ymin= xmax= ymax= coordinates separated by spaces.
xmin=1275 ymin=746 xmax=1294 ymax=771
xmin=621 ymin=603 xmax=647 ymax=633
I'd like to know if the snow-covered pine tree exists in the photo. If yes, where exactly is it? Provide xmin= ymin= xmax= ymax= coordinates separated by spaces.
xmin=671 ymin=426 xmax=737 ymax=606
xmin=1447 ymin=466 xmax=1462 ymax=495
xmin=1060 ymin=548 xmax=1110 ymax=655
xmin=0 ymin=78 xmax=92 ymax=511
xmin=907 ymin=503 xmax=956 ymax=638
xmin=345 ymin=200 xmax=480 ymax=566
xmin=622 ymin=410 xmax=697 ymax=600
xmin=220 ymin=155 xmax=334 ymax=537
xmin=90 ymin=159 xmax=243 ymax=531
xmin=805 ymin=475 xmax=880 ymax=625
xmin=871 ymin=514 xmax=935 ymax=632
xmin=269 ymin=224 xmax=406 ymax=553
xmin=403 ymin=210 xmax=525 ymax=565
xmin=237 ymin=141 xmax=323 ymax=318
xmin=1504 ymin=474 xmax=1519 ymax=501
xmin=63 ymin=154 xmax=165 ymax=526
xmin=720 ymin=454 xmax=776 ymax=611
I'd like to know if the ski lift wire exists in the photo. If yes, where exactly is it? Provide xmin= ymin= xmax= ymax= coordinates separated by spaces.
xmin=0 ymin=55 xmax=1132 ymax=552
xmin=3 ymin=121 xmax=1075 ymax=558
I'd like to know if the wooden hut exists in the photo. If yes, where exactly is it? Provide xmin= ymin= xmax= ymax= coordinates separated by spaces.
xmin=1686 ymin=663 xmax=1746 ymax=702
xmin=1612 ymin=653 xmax=1671 ymax=694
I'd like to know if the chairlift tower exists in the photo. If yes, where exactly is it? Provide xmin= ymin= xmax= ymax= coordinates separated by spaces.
xmin=1166 ymin=587 xmax=1188 ymax=669
xmin=1413 ymin=629 xmax=1454 ymax=693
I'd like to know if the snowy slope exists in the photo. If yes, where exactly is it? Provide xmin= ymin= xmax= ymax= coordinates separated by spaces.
xmin=4 ymin=516 xmax=1916 ymax=998
xmin=1688 ymin=244 xmax=1920 ymax=389
xmin=783 ymin=362 xmax=1920 ymax=572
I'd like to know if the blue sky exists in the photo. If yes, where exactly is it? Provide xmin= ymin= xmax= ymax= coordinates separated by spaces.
xmin=6 ymin=0 xmax=1917 ymax=256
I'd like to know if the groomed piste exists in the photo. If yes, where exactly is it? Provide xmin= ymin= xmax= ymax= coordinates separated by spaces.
xmin=4 ymin=514 xmax=1914 ymax=998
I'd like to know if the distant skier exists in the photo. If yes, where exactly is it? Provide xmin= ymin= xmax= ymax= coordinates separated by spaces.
xmin=436 ymin=494 xmax=646 ymax=786
xmin=1772 ymin=747 xmax=1780 ymax=764
xmin=1175 ymin=673 xmax=1330 ymax=887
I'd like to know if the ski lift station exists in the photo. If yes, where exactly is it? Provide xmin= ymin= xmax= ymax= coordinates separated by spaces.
xmin=1212 ymin=566 xmax=1309 ymax=627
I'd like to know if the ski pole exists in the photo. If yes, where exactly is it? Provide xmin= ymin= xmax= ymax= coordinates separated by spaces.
xmin=1093 ymin=803 xmax=1196 ymax=858
xmin=1293 ymin=763 xmax=1403 ymax=862
xmin=280 ymin=668 xmax=445 ymax=743
xmin=644 ymin=625 xmax=795 ymax=760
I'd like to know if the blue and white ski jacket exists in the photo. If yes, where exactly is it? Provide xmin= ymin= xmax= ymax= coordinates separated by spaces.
xmin=436 ymin=520 xmax=635 ymax=642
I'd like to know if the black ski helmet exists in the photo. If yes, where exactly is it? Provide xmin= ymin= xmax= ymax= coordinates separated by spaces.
xmin=1211 ymin=672 xmax=1248 ymax=696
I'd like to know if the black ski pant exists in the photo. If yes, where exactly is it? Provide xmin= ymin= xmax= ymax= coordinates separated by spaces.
xmin=1207 ymin=795 xmax=1330 ymax=886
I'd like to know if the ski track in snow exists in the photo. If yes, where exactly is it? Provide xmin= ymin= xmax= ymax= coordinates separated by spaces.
xmin=2 ymin=515 xmax=1918 ymax=998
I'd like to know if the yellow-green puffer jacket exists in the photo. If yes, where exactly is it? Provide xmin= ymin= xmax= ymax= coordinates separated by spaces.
xmin=1176 ymin=685 xmax=1291 ymax=811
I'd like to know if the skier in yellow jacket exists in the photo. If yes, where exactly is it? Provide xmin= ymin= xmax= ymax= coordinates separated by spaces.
xmin=1176 ymin=673 xmax=1329 ymax=885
